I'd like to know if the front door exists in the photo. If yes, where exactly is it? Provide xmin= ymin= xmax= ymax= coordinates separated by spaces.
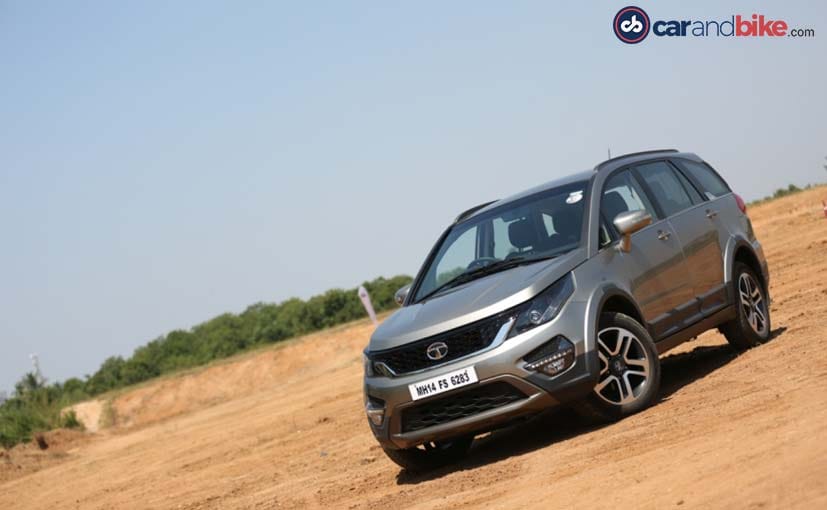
xmin=600 ymin=169 xmax=696 ymax=339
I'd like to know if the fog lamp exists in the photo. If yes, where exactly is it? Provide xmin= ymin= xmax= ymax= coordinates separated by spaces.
xmin=524 ymin=336 xmax=575 ymax=376
xmin=365 ymin=398 xmax=385 ymax=426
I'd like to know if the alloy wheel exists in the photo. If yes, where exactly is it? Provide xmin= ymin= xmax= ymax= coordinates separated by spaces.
xmin=738 ymin=273 xmax=768 ymax=336
xmin=594 ymin=327 xmax=651 ymax=405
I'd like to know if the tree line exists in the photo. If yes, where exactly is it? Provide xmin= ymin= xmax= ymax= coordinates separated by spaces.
xmin=0 ymin=275 xmax=411 ymax=448
xmin=747 ymin=183 xmax=818 ymax=205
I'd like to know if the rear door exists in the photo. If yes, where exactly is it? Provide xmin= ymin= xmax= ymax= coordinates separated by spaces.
xmin=600 ymin=169 xmax=695 ymax=340
xmin=671 ymin=157 xmax=735 ymax=312
xmin=632 ymin=160 xmax=727 ymax=323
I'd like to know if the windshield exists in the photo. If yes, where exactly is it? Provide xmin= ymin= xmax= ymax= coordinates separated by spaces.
xmin=413 ymin=181 xmax=589 ymax=302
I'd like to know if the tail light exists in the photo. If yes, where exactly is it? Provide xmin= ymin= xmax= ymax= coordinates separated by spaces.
xmin=734 ymin=193 xmax=747 ymax=214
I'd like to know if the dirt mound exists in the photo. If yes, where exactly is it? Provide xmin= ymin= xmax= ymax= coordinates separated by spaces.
xmin=2 ymin=186 xmax=826 ymax=509
xmin=110 ymin=318 xmax=379 ymax=430
xmin=0 ymin=429 xmax=91 ymax=484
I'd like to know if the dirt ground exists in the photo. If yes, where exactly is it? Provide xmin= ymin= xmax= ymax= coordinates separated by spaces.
xmin=2 ymin=187 xmax=826 ymax=510
xmin=0 ymin=429 xmax=91 ymax=485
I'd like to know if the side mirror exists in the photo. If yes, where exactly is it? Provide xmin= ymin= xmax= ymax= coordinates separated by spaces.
xmin=613 ymin=210 xmax=652 ymax=253
xmin=394 ymin=284 xmax=411 ymax=306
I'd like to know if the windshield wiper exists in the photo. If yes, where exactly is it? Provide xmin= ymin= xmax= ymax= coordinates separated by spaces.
xmin=416 ymin=255 xmax=559 ymax=303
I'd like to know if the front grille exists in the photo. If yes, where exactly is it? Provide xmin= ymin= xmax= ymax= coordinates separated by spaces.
xmin=370 ymin=307 xmax=519 ymax=376
xmin=401 ymin=382 xmax=527 ymax=433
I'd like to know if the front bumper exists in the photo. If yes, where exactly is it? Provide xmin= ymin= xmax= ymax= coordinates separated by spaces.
xmin=364 ymin=301 xmax=599 ymax=450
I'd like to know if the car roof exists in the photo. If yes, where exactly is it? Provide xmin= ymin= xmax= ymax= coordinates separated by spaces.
xmin=594 ymin=149 xmax=702 ymax=174
xmin=456 ymin=149 xmax=702 ymax=223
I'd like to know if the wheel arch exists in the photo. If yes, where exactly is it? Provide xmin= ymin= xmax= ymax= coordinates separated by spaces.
xmin=600 ymin=292 xmax=645 ymax=326
xmin=584 ymin=285 xmax=649 ymax=350
xmin=724 ymin=238 xmax=767 ymax=290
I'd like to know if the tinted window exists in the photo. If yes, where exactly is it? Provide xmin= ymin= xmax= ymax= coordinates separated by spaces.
xmin=634 ymin=161 xmax=694 ymax=217
xmin=673 ymin=165 xmax=704 ymax=204
xmin=672 ymin=159 xmax=731 ymax=199
xmin=601 ymin=170 xmax=657 ymax=225
xmin=598 ymin=221 xmax=612 ymax=248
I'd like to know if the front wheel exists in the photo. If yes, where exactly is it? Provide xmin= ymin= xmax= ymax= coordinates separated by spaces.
xmin=575 ymin=312 xmax=661 ymax=422
xmin=381 ymin=435 xmax=473 ymax=472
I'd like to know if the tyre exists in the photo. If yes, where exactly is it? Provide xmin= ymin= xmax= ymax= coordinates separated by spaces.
xmin=719 ymin=262 xmax=771 ymax=350
xmin=575 ymin=312 xmax=661 ymax=422
xmin=381 ymin=435 xmax=473 ymax=472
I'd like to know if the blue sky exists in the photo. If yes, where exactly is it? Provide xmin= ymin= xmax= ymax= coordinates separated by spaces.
xmin=1 ymin=1 xmax=825 ymax=392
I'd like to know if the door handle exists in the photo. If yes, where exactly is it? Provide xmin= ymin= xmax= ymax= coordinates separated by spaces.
xmin=657 ymin=230 xmax=671 ymax=241
xmin=706 ymin=210 xmax=718 ymax=219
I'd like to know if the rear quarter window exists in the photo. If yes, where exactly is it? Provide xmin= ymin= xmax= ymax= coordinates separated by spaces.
xmin=672 ymin=159 xmax=731 ymax=199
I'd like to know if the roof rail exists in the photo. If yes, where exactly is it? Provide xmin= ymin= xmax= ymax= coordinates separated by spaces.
xmin=454 ymin=200 xmax=497 ymax=224
xmin=595 ymin=149 xmax=679 ymax=171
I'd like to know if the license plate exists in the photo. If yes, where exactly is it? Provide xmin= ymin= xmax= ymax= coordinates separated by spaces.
xmin=408 ymin=366 xmax=478 ymax=401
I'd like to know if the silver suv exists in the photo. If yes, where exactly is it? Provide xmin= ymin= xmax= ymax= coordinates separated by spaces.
xmin=363 ymin=150 xmax=770 ymax=471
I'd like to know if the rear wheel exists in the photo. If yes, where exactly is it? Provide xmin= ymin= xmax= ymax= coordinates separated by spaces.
xmin=575 ymin=312 xmax=661 ymax=422
xmin=720 ymin=262 xmax=771 ymax=350
xmin=381 ymin=435 xmax=473 ymax=472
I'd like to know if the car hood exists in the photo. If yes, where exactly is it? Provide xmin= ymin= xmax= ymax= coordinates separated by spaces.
xmin=369 ymin=248 xmax=586 ymax=351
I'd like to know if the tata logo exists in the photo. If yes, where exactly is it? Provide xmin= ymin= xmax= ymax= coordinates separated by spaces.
xmin=614 ymin=6 xmax=650 ymax=44
xmin=426 ymin=342 xmax=449 ymax=361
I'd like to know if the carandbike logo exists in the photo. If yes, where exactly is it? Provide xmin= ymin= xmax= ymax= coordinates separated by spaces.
xmin=613 ymin=6 xmax=815 ymax=43
xmin=613 ymin=6 xmax=650 ymax=44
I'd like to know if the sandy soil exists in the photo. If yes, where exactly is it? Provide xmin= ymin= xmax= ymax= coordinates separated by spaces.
xmin=2 ymin=187 xmax=827 ymax=509
xmin=0 ymin=429 xmax=91 ymax=485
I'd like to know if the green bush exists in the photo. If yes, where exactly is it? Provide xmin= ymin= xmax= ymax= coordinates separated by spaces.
xmin=60 ymin=409 xmax=83 ymax=430
xmin=0 ymin=374 xmax=85 ymax=448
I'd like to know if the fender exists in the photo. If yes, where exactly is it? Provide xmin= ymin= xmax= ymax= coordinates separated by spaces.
xmin=583 ymin=283 xmax=648 ymax=353
xmin=723 ymin=235 xmax=765 ymax=284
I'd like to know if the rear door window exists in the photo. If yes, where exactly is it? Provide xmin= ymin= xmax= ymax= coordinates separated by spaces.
xmin=633 ymin=161 xmax=694 ymax=217
xmin=672 ymin=159 xmax=731 ymax=200
xmin=672 ymin=164 xmax=704 ymax=204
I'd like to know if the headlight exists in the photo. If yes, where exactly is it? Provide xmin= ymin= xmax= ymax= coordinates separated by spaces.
xmin=508 ymin=274 xmax=574 ymax=338
xmin=362 ymin=352 xmax=374 ymax=377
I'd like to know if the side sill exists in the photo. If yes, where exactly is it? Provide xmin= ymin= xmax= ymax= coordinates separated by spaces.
xmin=655 ymin=305 xmax=736 ymax=355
